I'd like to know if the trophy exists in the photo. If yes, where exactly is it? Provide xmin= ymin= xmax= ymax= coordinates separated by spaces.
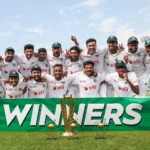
xmin=60 ymin=95 xmax=77 ymax=139
xmin=95 ymin=119 xmax=107 ymax=140
xmin=46 ymin=120 xmax=57 ymax=140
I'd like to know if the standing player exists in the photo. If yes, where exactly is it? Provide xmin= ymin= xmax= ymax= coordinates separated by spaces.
xmin=47 ymin=42 xmax=65 ymax=74
xmin=104 ymin=36 xmax=130 ymax=97
xmin=44 ymin=64 xmax=75 ymax=98
xmin=144 ymin=40 xmax=150 ymax=90
xmin=64 ymin=46 xmax=83 ymax=97
xmin=3 ymin=72 xmax=27 ymax=99
xmin=0 ymin=47 xmax=19 ymax=80
xmin=72 ymin=61 xmax=105 ymax=98
xmin=36 ymin=48 xmax=50 ymax=75
xmin=14 ymin=44 xmax=38 ymax=77
xmin=127 ymin=36 xmax=147 ymax=96
xmin=26 ymin=66 xmax=48 ymax=98
xmin=105 ymin=61 xmax=139 ymax=97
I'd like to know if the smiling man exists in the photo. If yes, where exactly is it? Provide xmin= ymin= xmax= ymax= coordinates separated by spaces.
xmin=44 ymin=64 xmax=75 ymax=98
xmin=36 ymin=48 xmax=50 ymax=75
xmin=0 ymin=47 xmax=19 ymax=80
xmin=47 ymin=42 xmax=65 ymax=74
xmin=72 ymin=61 xmax=105 ymax=98
xmin=26 ymin=65 xmax=48 ymax=98
xmin=105 ymin=61 xmax=139 ymax=97
xmin=3 ymin=72 xmax=27 ymax=99
xmin=127 ymin=36 xmax=147 ymax=96
xmin=14 ymin=44 xmax=38 ymax=77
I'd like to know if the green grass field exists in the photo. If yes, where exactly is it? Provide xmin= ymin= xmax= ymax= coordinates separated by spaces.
xmin=1 ymin=131 xmax=150 ymax=150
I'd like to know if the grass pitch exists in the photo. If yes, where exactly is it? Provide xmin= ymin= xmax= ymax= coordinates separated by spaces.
xmin=1 ymin=131 xmax=150 ymax=150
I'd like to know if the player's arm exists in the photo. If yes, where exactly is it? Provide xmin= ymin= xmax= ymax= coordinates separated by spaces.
xmin=123 ymin=73 xmax=139 ymax=95
xmin=71 ymin=36 xmax=79 ymax=46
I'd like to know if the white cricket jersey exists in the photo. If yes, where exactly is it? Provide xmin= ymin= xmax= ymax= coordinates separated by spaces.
xmin=4 ymin=79 xmax=27 ymax=99
xmin=105 ymin=72 xmax=138 ymax=97
xmin=144 ymin=54 xmax=150 ymax=74
xmin=45 ymin=74 xmax=75 ymax=98
xmin=0 ymin=80 xmax=5 ymax=98
xmin=14 ymin=54 xmax=38 ymax=77
xmin=47 ymin=52 xmax=65 ymax=73
xmin=104 ymin=51 xmax=127 ymax=74
xmin=0 ymin=58 xmax=19 ymax=79
xmin=64 ymin=59 xmax=83 ymax=74
xmin=36 ymin=60 xmax=50 ymax=75
xmin=27 ymin=79 xmax=48 ymax=98
xmin=80 ymin=48 xmax=107 ymax=73
xmin=72 ymin=72 xmax=105 ymax=98
xmin=128 ymin=48 xmax=146 ymax=77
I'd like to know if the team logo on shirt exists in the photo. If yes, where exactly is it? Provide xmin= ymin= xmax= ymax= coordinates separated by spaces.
xmin=93 ymin=79 xmax=97 ymax=82
xmin=45 ymin=64 xmax=48 ymax=67
xmin=53 ymin=86 xmax=64 ymax=90
xmin=78 ymin=64 xmax=82 ymax=67
xmin=84 ymin=85 xmax=96 ymax=91
xmin=118 ymin=86 xmax=128 ymax=91
xmin=13 ymin=64 xmax=16 ymax=66
xmin=60 ymin=58 xmax=63 ymax=61
xmin=96 ymin=54 xmax=99 ymax=57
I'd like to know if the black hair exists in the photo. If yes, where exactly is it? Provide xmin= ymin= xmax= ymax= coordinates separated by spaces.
xmin=70 ymin=46 xmax=80 ymax=54
xmin=86 ymin=38 xmax=96 ymax=45
xmin=83 ymin=61 xmax=94 ymax=68
xmin=53 ymin=64 xmax=63 ymax=69
xmin=38 ymin=48 xmax=47 ymax=53
xmin=24 ymin=44 xmax=34 ymax=52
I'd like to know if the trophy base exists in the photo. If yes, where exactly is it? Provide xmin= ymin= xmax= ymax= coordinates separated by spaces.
xmin=62 ymin=132 xmax=74 ymax=137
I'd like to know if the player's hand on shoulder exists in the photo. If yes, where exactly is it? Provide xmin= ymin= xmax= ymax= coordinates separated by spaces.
xmin=63 ymin=71 xmax=68 ymax=77
xmin=124 ymin=55 xmax=128 ymax=63
xmin=93 ymin=72 xmax=98 ymax=78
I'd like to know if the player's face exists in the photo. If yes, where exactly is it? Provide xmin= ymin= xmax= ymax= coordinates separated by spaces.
xmin=84 ymin=64 xmax=94 ymax=76
xmin=116 ymin=66 xmax=126 ymax=76
xmin=128 ymin=42 xmax=138 ymax=53
xmin=70 ymin=50 xmax=79 ymax=61
xmin=24 ymin=49 xmax=34 ymax=60
xmin=52 ymin=48 xmax=61 ymax=57
xmin=53 ymin=66 xmax=63 ymax=80
xmin=31 ymin=70 xmax=41 ymax=82
xmin=39 ymin=52 xmax=47 ymax=61
xmin=107 ymin=41 xmax=118 ymax=53
xmin=9 ymin=77 xmax=19 ymax=86
xmin=146 ymin=45 xmax=150 ymax=56
xmin=87 ymin=42 xmax=97 ymax=55
xmin=5 ymin=51 xmax=14 ymax=62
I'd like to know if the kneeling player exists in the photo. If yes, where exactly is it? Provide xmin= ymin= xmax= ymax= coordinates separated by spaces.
xmin=105 ymin=61 xmax=139 ymax=97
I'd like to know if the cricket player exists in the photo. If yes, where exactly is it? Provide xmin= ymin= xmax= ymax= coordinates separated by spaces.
xmin=36 ymin=48 xmax=50 ymax=75
xmin=14 ymin=44 xmax=38 ymax=77
xmin=144 ymin=40 xmax=150 ymax=90
xmin=3 ymin=72 xmax=27 ymax=99
xmin=127 ymin=36 xmax=147 ymax=96
xmin=72 ymin=61 xmax=105 ymax=98
xmin=47 ymin=42 xmax=65 ymax=74
xmin=26 ymin=66 xmax=48 ymax=98
xmin=0 ymin=79 xmax=5 ymax=98
xmin=104 ymin=36 xmax=130 ymax=97
xmin=64 ymin=46 xmax=83 ymax=97
xmin=105 ymin=61 xmax=139 ymax=97
xmin=0 ymin=47 xmax=19 ymax=80
xmin=44 ymin=64 xmax=75 ymax=98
